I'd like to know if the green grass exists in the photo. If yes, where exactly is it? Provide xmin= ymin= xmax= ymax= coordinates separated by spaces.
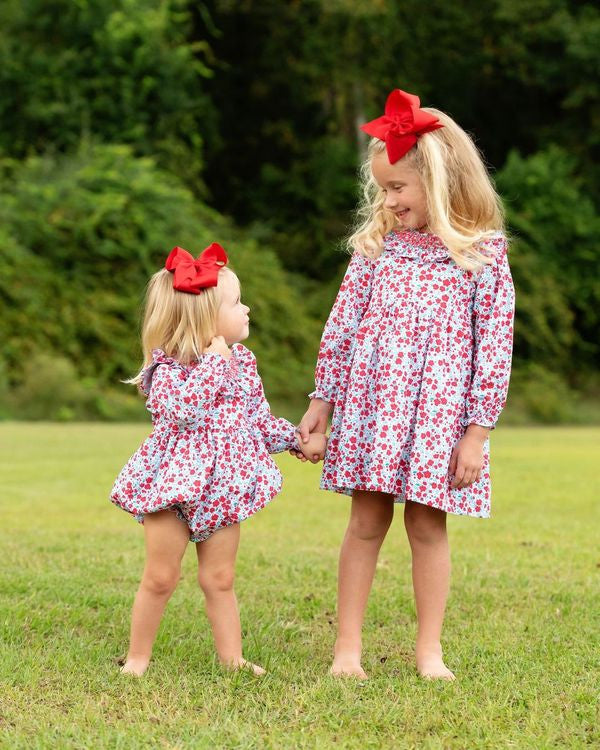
xmin=1 ymin=423 xmax=599 ymax=749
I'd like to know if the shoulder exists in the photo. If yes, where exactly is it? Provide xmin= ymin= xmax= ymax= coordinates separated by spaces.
xmin=476 ymin=232 xmax=509 ymax=263
xmin=231 ymin=343 xmax=258 ymax=374
xmin=340 ymin=252 xmax=375 ymax=286
xmin=141 ymin=349 xmax=186 ymax=394
xmin=231 ymin=344 xmax=263 ymax=391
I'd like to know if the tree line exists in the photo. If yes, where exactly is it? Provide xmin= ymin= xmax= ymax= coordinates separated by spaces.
xmin=0 ymin=0 xmax=598 ymax=422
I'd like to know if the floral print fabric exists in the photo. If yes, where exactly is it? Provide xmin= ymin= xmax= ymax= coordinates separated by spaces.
xmin=312 ymin=229 xmax=515 ymax=517
xmin=111 ymin=344 xmax=298 ymax=541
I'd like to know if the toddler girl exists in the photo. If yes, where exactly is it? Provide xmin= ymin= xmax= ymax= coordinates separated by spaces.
xmin=111 ymin=243 xmax=326 ymax=675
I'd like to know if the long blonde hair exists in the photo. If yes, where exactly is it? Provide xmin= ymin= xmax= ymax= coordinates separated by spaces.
xmin=127 ymin=267 xmax=230 ymax=386
xmin=349 ymin=108 xmax=505 ymax=270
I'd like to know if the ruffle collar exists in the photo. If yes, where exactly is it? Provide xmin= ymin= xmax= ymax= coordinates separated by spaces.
xmin=142 ymin=345 xmax=254 ymax=396
xmin=383 ymin=229 xmax=451 ymax=263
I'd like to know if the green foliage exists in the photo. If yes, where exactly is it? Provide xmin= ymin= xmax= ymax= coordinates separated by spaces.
xmin=200 ymin=0 xmax=600 ymax=276
xmin=0 ymin=145 xmax=320 ymax=420
xmin=0 ymin=0 xmax=214 ymax=185
xmin=0 ymin=0 xmax=598 ymax=421
xmin=506 ymin=364 xmax=581 ymax=424
xmin=496 ymin=146 xmax=600 ymax=377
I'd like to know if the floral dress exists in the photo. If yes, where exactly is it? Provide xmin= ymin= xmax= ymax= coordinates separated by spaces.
xmin=311 ymin=229 xmax=515 ymax=517
xmin=111 ymin=344 xmax=298 ymax=541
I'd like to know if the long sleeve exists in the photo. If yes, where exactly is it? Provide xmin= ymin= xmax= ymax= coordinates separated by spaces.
xmin=242 ymin=355 xmax=298 ymax=453
xmin=464 ymin=239 xmax=515 ymax=429
xmin=147 ymin=354 xmax=235 ymax=424
xmin=311 ymin=252 xmax=375 ymax=403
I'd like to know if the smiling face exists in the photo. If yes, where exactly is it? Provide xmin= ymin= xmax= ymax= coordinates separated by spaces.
xmin=371 ymin=150 xmax=429 ymax=232
xmin=216 ymin=270 xmax=250 ymax=345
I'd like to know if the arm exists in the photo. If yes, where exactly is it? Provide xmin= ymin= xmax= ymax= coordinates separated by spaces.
xmin=450 ymin=241 xmax=515 ymax=489
xmin=464 ymin=240 xmax=515 ymax=429
xmin=294 ymin=253 xmax=374 ymax=451
xmin=246 ymin=374 xmax=299 ymax=454
xmin=311 ymin=252 xmax=375 ymax=404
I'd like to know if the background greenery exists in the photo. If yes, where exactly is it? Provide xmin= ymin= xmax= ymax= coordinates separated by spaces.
xmin=0 ymin=0 xmax=598 ymax=422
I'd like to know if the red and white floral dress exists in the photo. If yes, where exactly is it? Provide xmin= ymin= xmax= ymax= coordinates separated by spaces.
xmin=111 ymin=344 xmax=298 ymax=541
xmin=312 ymin=229 xmax=515 ymax=517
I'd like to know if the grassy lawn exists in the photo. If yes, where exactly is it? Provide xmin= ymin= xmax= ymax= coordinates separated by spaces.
xmin=0 ymin=423 xmax=598 ymax=749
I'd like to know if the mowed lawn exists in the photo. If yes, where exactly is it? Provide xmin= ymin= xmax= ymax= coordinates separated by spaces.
xmin=0 ymin=423 xmax=598 ymax=749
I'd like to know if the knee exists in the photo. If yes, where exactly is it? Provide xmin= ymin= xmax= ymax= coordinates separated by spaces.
xmin=142 ymin=565 xmax=180 ymax=597
xmin=198 ymin=566 xmax=235 ymax=596
xmin=404 ymin=502 xmax=446 ymax=546
xmin=348 ymin=509 xmax=393 ymax=542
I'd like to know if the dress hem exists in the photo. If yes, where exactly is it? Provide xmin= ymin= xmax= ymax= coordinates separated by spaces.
xmin=320 ymin=481 xmax=490 ymax=519
xmin=112 ymin=483 xmax=282 ymax=543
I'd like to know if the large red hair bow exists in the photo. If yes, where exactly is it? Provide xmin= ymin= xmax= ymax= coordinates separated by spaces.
xmin=360 ymin=89 xmax=443 ymax=164
xmin=165 ymin=243 xmax=228 ymax=294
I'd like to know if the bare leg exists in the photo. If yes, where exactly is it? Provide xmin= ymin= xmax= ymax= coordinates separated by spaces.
xmin=196 ymin=524 xmax=265 ymax=676
xmin=331 ymin=490 xmax=395 ymax=679
xmin=404 ymin=500 xmax=455 ymax=680
xmin=121 ymin=510 xmax=191 ymax=676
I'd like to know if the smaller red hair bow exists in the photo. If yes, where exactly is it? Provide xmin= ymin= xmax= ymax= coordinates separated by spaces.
xmin=360 ymin=89 xmax=443 ymax=164
xmin=165 ymin=243 xmax=228 ymax=294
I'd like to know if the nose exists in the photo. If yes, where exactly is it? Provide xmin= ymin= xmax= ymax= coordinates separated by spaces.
xmin=383 ymin=192 xmax=397 ymax=209
xmin=243 ymin=304 xmax=250 ymax=315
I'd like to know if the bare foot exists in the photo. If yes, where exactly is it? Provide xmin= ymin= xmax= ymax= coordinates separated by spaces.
xmin=222 ymin=657 xmax=266 ymax=676
xmin=416 ymin=643 xmax=455 ymax=681
xmin=330 ymin=654 xmax=368 ymax=680
xmin=120 ymin=657 xmax=149 ymax=676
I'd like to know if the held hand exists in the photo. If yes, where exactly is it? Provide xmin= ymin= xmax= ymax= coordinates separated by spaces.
xmin=298 ymin=432 xmax=328 ymax=464
xmin=448 ymin=427 xmax=488 ymax=489
xmin=289 ymin=398 xmax=333 ymax=461
xmin=204 ymin=335 xmax=232 ymax=360
xmin=298 ymin=398 xmax=333 ymax=442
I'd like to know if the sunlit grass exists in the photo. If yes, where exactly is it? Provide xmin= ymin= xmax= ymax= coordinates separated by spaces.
xmin=1 ymin=423 xmax=598 ymax=748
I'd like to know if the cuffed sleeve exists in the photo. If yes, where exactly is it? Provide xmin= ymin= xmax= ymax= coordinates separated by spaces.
xmin=246 ymin=377 xmax=299 ymax=453
xmin=310 ymin=252 xmax=374 ymax=403
xmin=240 ymin=347 xmax=298 ymax=453
xmin=464 ymin=238 xmax=515 ymax=429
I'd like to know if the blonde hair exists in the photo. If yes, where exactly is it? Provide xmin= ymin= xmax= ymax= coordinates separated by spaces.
xmin=127 ymin=266 xmax=232 ymax=386
xmin=349 ymin=108 xmax=505 ymax=270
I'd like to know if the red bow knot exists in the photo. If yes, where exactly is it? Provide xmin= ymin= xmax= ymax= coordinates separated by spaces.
xmin=165 ymin=243 xmax=228 ymax=294
xmin=360 ymin=89 xmax=443 ymax=164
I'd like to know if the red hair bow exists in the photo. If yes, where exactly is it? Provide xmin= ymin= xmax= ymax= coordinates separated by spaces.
xmin=360 ymin=89 xmax=443 ymax=164
xmin=165 ymin=243 xmax=228 ymax=294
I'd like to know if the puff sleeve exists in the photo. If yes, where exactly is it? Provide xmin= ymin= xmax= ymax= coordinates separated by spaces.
xmin=144 ymin=350 xmax=236 ymax=424
xmin=311 ymin=252 xmax=375 ymax=403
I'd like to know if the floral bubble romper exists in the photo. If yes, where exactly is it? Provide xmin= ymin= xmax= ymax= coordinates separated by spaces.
xmin=111 ymin=344 xmax=298 ymax=541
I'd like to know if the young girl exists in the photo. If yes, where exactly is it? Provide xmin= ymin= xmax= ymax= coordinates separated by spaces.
xmin=111 ymin=242 xmax=326 ymax=676
xmin=295 ymin=88 xmax=515 ymax=680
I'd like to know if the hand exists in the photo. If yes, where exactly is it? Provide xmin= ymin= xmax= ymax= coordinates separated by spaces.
xmin=448 ymin=425 xmax=489 ymax=489
xmin=298 ymin=432 xmax=328 ymax=464
xmin=204 ymin=335 xmax=232 ymax=360
xmin=289 ymin=398 xmax=333 ymax=461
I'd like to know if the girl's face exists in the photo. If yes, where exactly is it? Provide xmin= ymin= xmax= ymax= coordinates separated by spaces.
xmin=371 ymin=150 xmax=429 ymax=231
xmin=216 ymin=271 xmax=250 ymax=345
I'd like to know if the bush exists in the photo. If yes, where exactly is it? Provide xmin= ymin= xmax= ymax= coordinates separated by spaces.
xmin=0 ymin=145 xmax=321 ymax=420
xmin=504 ymin=364 xmax=582 ymax=425
xmin=496 ymin=147 xmax=600 ymax=379
xmin=0 ymin=0 xmax=214 ymax=186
